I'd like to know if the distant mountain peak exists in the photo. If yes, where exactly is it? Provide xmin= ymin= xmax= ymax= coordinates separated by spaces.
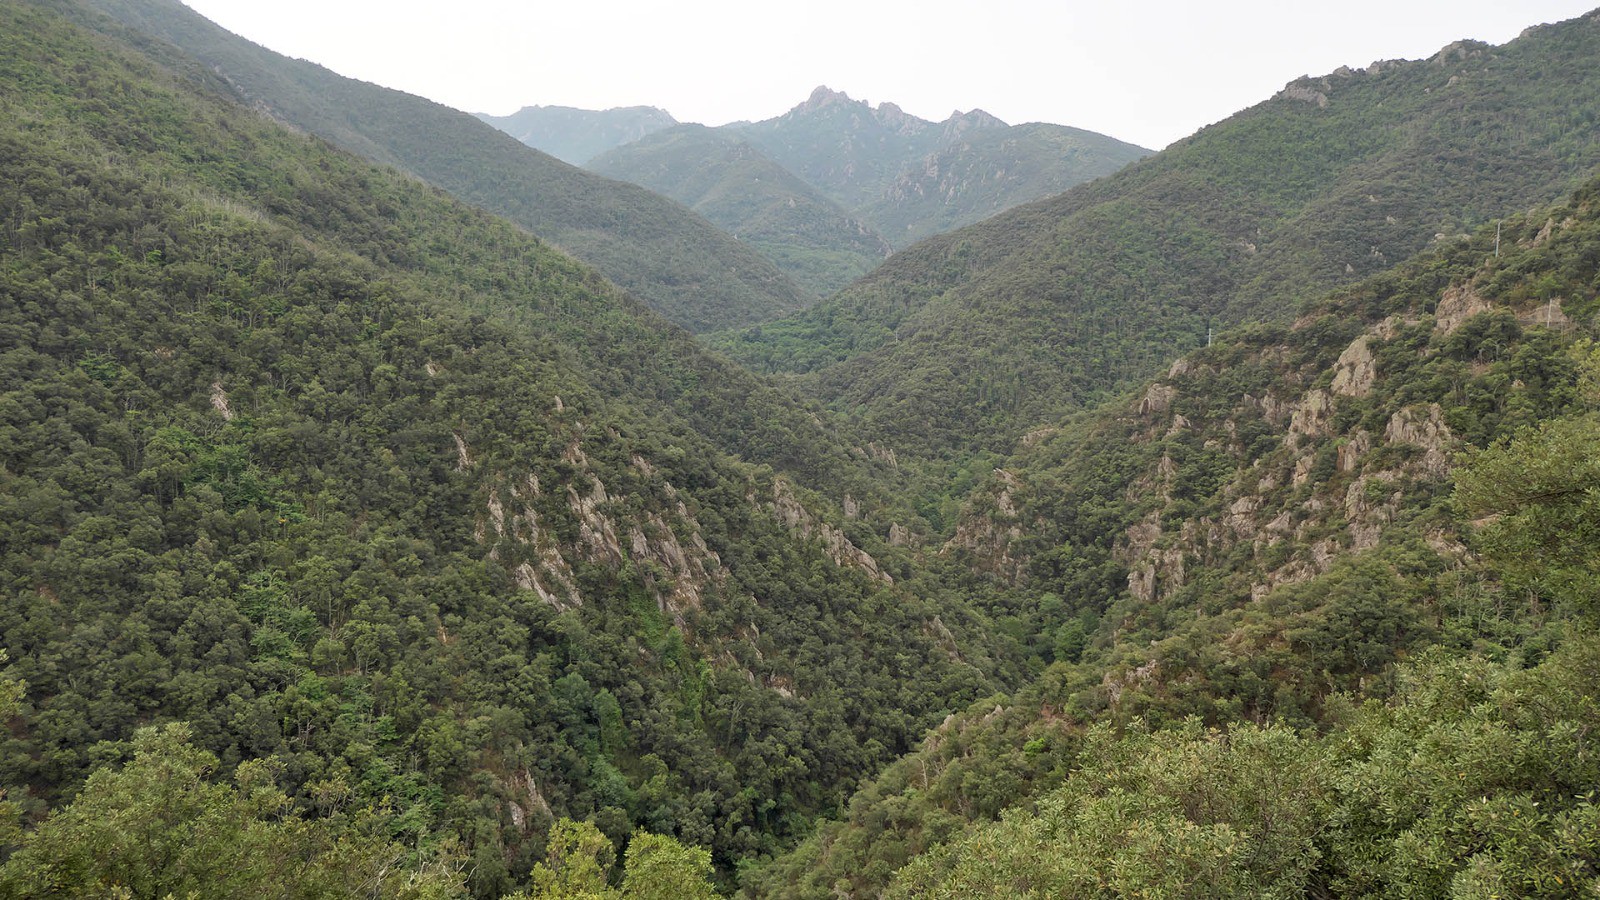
xmin=798 ymin=85 xmax=856 ymax=113
xmin=943 ymin=108 xmax=1008 ymax=136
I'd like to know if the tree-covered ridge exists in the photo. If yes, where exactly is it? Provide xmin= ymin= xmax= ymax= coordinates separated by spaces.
xmin=477 ymin=105 xmax=679 ymax=167
xmin=71 ymin=0 xmax=809 ymax=333
xmin=717 ymin=11 xmax=1600 ymax=455
xmin=859 ymin=121 xmax=1154 ymax=247
xmin=589 ymin=126 xmax=893 ymax=299
xmin=0 ymin=2 xmax=1033 ymax=894
xmin=741 ymin=174 xmax=1600 ymax=899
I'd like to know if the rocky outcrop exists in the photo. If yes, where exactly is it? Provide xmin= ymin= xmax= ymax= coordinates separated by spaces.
xmin=506 ymin=768 xmax=554 ymax=833
xmin=1286 ymin=389 xmax=1333 ymax=449
xmin=1435 ymin=283 xmax=1492 ymax=334
xmin=1344 ymin=472 xmax=1400 ymax=552
xmin=1337 ymin=430 xmax=1372 ymax=473
xmin=568 ymin=474 xmax=624 ymax=569
xmin=210 ymin=380 xmax=233 ymax=420
xmin=1139 ymin=383 xmax=1178 ymax=417
xmin=1330 ymin=336 xmax=1376 ymax=397
xmin=480 ymin=473 xmax=582 ymax=610
xmin=1518 ymin=297 xmax=1571 ymax=329
xmin=944 ymin=469 xmax=1027 ymax=582
xmin=1384 ymin=404 xmax=1455 ymax=477
xmin=630 ymin=510 xmax=721 ymax=621
xmin=768 ymin=478 xmax=892 ymax=584
xmin=1278 ymin=84 xmax=1330 ymax=108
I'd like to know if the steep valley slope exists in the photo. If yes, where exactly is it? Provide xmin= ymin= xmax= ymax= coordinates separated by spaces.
xmin=745 ymin=173 xmax=1600 ymax=899
xmin=0 ymin=3 xmax=1034 ymax=893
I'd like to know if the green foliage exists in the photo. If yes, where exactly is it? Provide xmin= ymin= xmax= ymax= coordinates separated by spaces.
xmin=9 ymin=4 xmax=1600 ymax=900
xmin=512 ymin=818 xmax=717 ymax=900
xmin=523 ymin=818 xmax=616 ymax=900
xmin=1457 ymin=414 xmax=1600 ymax=616
xmin=889 ymin=719 xmax=1329 ymax=899
xmin=744 ymin=164 xmax=1600 ymax=898
xmin=0 ymin=723 xmax=467 ymax=898
xmin=0 ymin=3 xmax=1024 ymax=894
xmin=620 ymin=832 xmax=719 ymax=900
xmin=890 ymin=640 xmax=1600 ymax=898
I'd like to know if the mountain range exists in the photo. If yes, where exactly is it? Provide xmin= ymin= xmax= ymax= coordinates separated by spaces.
xmin=485 ymin=87 xmax=1150 ymax=298
xmin=728 ymin=87 xmax=1151 ymax=247
xmin=3 ymin=1 xmax=1599 ymax=898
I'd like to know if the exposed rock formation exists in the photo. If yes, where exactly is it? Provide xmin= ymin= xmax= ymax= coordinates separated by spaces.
xmin=210 ymin=380 xmax=233 ymax=420
xmin=767 ymin=478 xmax=892 ymax=584
xmin=1330 ymin=335 xmax=1376 ymax=397
xmin=1435 ymin=283 xmax=1492 ymax=334
xmin=944 ymin=469 xmax=1028 ymax=582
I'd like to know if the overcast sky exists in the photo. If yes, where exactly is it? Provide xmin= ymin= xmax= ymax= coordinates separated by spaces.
xmin=183 ymin=0 xmax=1597 ymax=150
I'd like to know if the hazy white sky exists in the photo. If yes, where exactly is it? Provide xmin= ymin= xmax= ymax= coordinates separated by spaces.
xmin=183 ymin=0 xmax=1596 ymax=149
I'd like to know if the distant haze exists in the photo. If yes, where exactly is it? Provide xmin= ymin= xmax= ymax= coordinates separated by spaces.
xmin=182 ymin=0 xmax=1596 ymax=149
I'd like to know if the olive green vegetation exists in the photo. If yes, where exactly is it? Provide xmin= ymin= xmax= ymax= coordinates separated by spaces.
xmin=889 ymin=640 xmax=1600 ymax=898
xmin=509 ymin=817 xmax=719 ymax=900
xmin=0 ymin=723 xmax=469 ymax=898
xmin=715 ymin=14 xmax=1600 ymax=456
xmin=477 ymin=105 xmax=679 ymax=167
xmin=8 ymin=0 xmax=1600 ymax=897
xmin=0 ymin=2 xmax=1031 ymax=895
xmin=71 ymin=0 xmax=809 ymax=333
xmin=588 ymin=126 xmax=893 ymax=300
xmin=740 ymin=183 xmax=1600 ymax=898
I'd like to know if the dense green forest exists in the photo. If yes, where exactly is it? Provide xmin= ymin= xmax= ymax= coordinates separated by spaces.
xmin=744 ymin=178 xmax=1600 ymax=898
xmin=0 ymin=3 xmax=1027 ymax=894
xmin=3 ymin=0 xmax=1600 ymax=898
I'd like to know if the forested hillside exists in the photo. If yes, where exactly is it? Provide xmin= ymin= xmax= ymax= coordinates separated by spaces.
xmin=72 ymin=0 xmax=809 ymax=333
xmin=0 ymin=3 xmax=1028 ymax=894
xmin=718 ymin=13 xmax=1600 ymax=455
xmin=5 ymin=1 xmax=1600 ymax=898
xmin=745 ymin=175 xmax=1600 ymax=898
xmin=858 ymin=121 xmax=1156 ymax=247
xmin=589 ymin=126 xmax=893 ymax=299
